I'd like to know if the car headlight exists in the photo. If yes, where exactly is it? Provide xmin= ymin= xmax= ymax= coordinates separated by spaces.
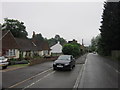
xmin=53 ymin=62 xmax=56 ymax=65
xmin=65 ymin=63 xmax=69 ymax=66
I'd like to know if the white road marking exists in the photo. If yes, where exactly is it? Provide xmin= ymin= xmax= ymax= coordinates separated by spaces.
xmin=105 ymin=63 xmax=120 ymax=74
xmin=8 ymin=68 xmax=53 ymax=88
xmin=73 ymin=64 xmax=84 ymax=89
xmin=73 ymin=58 xmax=88 ymax=89
xmin=22 ymin=71 xmax=55 ymax=89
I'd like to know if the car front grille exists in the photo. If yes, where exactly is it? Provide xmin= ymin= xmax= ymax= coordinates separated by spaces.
xmin=56 ymin=63 xmax=64 ymax=66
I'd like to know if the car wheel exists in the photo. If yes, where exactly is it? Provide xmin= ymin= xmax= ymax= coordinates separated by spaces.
xmin=69 ymin=66 xmax=72 ymax=71
xmin=2 ymin=66 xmax=7 ymax=69
xmin=73 ymin=64 xmax=75 ymax=67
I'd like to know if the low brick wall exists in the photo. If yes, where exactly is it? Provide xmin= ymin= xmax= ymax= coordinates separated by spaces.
xmin=29 ymin=56 xmax=58 ymax=66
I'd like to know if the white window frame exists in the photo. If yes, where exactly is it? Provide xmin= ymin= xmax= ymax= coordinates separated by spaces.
xmin=9 ymin=49 xmax=15 ymax=56
xmin=43 ymin=50 xmax=48 ymax=55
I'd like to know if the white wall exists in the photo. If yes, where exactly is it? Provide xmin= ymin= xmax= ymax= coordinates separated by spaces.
xmin=50 ymin=42 xmax=62 ymax=53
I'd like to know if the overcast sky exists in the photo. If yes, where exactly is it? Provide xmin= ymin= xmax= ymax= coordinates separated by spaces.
xmin=1 ymin=0 xmax=105 ymax=45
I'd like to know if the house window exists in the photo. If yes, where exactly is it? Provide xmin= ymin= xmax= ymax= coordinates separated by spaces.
xmin=9 ymin=49 xmax=15 ymax=56
xmin=43 ymin=50 xmax=48 ymax=56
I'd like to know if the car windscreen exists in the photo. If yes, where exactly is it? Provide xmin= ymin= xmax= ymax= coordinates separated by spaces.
xmin=58 ymin=56 xmax=70 ymax=60
xmin=0 ymin=57 xmax=5 ymax=60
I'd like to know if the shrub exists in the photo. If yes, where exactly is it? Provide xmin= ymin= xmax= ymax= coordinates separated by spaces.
xmin=62 ymin=43 xmax=81 ymax=57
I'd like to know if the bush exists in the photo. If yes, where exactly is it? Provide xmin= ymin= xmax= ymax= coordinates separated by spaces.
xmin=15 ymin=60 xmax=29 ymax=64
xmin=8 ymin=58 xmax=18 ymax=65
xmin=62 ymin=43 xmax=81 ymax=57
xmin=9 ymin=59 xmax=29 ymax=65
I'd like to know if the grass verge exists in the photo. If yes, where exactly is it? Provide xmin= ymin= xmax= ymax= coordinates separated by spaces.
xmin=8 ymin=64 xmax=29 ymax=68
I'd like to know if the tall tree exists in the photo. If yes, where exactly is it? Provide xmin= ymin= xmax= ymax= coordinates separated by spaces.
xmin=90 ymin=37 xmax=96 ymax=52
xmin=2 ymin=18 xmax=28 ymax=38
xmin=99 ymin=1 xmax=120 ymax=55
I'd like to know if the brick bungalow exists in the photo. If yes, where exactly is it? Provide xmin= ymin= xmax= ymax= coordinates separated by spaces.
xmin=15 ymin=38 xmax=38 ymax=58
xmin=0 ymin=30 xmax=20 ymax=58
xmin=32 ymin=38 xmax=51 ymax=57
xmin=0 ymin=30 xmax=51 ymax=59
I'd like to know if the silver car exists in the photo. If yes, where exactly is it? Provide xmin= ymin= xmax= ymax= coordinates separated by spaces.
xmin=0 ymin=56 xmax=9 ymax=69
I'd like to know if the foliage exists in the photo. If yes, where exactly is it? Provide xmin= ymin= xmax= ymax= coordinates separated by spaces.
xmin=98 ymin=1 xmax=120 ymax=56
xmin=2 ymin=18 xmax=28 ymax=38
xmin=33 ymin=33 xmax=44 ymax=41
xmin=90 ymin=37 xmax=96 ymax=52
xmin=48 ymin=34 xmax=67 ymax=47
xmin=90 ymin=35 xmax=101 ymax=52
xmin=62 ymin=43 xmax=81 ymax=57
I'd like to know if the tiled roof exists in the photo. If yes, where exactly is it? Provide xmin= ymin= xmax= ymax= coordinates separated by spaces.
xmin=15 ymin=38 xmax=38 ymax=51
xmin=33 ymin=39 xmax=50 ymax=51
xmin=42 ymin=41 xmax=50 ymax=50
xmin=0 ymin=30 xmax=20 ymax=49
xmin=1 ymin=30 xmax=50 ymax=51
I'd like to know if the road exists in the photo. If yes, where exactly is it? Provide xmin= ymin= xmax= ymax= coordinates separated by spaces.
xmin=2 ymin=55 xmax=86 ymax=89
xmin=2 ymin=53 xmax=119 ymax=89
xmin=79 ymin=53 xmax=119 ymax=88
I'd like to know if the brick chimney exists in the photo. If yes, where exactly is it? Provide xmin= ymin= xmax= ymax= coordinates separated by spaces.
xmin=32 ymin=31 xmax=35 ymax=38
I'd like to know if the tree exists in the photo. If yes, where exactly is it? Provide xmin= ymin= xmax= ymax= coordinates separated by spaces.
xmin=99 ymin=1 xmax=120 ymax=55
xmin=62 ymin=43 xmax=81 ymax=57
xmin=33 ymin=33 xmax=44 ymax=41
xmin=90 ymin=37 xmax=96 ymax=52
xmin=48 ymin=35 xmax=67 ymax=47
xmin=2 ymin=18 xmax=28 ymax=38
xmin=55 ymin=35 xmax=60 ymax=40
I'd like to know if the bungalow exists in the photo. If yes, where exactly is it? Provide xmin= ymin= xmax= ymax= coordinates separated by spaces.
xmin=0 ymin=30 xmax=20 ymax=58
xmin=15 ymin=38 xmax=38 ymax=58
xmin=0 ymin=30 xmax=51 ymax=59
xmin=32 ymin=38 xmax=51 ymax=57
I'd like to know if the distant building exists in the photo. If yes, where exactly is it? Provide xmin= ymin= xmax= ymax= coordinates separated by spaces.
xmin=68 ymin=39 xmax=77 ymax=44
xmin=50 ymin=41 xmax=62 ymax=56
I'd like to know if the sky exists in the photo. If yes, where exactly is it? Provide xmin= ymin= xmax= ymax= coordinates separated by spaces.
xmin=0 ymin=0 xmax=106 ymax=46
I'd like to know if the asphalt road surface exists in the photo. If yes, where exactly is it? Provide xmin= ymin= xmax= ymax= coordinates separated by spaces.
xmin=79 ymin=53 xmax=120 ymax=88
xmin=2 ymin=53 xmax=120 ymax=89
xmin=2 ymin=55 xmax=86 ymax=89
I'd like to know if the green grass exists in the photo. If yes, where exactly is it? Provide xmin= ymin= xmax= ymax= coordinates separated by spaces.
xmin=9 ymin=64 xmax=29 ymax=67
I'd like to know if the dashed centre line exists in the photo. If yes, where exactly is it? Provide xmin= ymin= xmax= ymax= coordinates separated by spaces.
xmin=8 ymin=68 xmax=53 ymax=88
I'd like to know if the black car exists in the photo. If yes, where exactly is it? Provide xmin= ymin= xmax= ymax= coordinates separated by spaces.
xmin=53 ymin=55 xmax=75 ymax=70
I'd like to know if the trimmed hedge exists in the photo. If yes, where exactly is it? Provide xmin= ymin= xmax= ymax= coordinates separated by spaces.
xmin=9 ymin=59 xmax=29 ymax=65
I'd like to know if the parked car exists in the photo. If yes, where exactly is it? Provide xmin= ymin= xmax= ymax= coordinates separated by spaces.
xmin=53 ymin=55 xmax=75 ymax=71
xmin=93 ymin=52 xmax=96 ymax=54
xmin=0 ymin=56 xmax=9 ymax=69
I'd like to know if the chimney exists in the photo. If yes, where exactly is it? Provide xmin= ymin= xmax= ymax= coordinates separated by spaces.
xmin=32 ymin=31 xmax=35 ymax=38
xmin=82 ymin=39 xmax=84 ymax=46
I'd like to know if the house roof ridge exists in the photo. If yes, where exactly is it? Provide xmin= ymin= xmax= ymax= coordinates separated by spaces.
xmin=9 ymin=31 xmax=21 ymax=49
xmin=0 ymin=30 xmax=10 ymax=40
